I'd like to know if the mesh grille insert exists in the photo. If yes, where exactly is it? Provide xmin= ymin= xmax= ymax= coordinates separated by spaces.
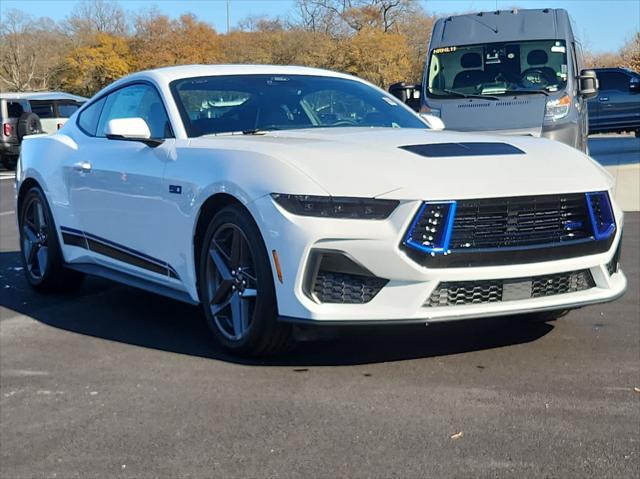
xmin=313 ymin=271 xmax=387 ymax=304
xmin=426 ymin=270 xmax=594 ymax=307
xmin=450 ymin=193 xmax=593 ymax=250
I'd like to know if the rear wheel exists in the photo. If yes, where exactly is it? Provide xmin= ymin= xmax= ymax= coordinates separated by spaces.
xmin=19 ymin=186 xmax=85 ymax=292
xmin=198 ymin=204 xmax=292 ymax=356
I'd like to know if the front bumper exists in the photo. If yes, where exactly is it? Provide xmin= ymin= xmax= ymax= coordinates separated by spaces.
xmin=253 ymin=196 xmax=626 ymax=325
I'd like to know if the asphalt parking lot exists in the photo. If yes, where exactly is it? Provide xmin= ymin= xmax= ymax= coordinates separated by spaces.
xmin=1 ymin=137 xmax=639 ymax=478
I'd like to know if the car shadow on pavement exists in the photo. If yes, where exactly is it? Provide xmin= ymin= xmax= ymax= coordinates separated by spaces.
xmin=0 ymin=250 xmax=553 ymax=367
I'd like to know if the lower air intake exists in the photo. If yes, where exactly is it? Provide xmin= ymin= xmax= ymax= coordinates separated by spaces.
xmin=426 ymin=270 xmax=594 ymax=307
xmin=313 ymin=271 xmax=387 ymax=304
xmin=306 ymin=252 xmax=388 ymax=304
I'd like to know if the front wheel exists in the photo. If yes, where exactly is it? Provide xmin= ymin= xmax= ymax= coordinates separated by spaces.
xmin=198 ymin=204 xmax=292 ymax=356
xmin=19 ymin=186 xmax=85 ymax=292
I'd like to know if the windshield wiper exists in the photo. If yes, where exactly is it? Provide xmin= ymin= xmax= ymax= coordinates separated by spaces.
xmin=440 ymin=89 xmax=501 ymax=101
xmin=508 ymin=89 xmax=550 ymax=97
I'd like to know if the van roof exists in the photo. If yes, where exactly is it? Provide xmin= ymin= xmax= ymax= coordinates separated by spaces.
xmin=430 ymin=8 xmax=574 ymax=48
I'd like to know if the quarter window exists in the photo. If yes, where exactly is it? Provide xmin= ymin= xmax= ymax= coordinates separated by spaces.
xmin=96 ymin=84 xmax=173 ymax=139
xmin=77 ymin=97 xmax=106 ymax=136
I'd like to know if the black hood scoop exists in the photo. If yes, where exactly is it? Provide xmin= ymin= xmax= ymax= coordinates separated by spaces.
xmin=400 ymin=142 xmax=525 ymax=157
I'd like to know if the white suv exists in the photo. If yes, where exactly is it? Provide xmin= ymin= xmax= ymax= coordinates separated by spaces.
xmin=0 ymin=92 xmax=86 ymax=170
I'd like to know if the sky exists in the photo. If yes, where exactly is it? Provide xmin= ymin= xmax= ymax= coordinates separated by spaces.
xmin=1 ymin=0 xmax=638 ymax=54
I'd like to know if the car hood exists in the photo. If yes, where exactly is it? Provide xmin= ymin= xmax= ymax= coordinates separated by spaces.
xmin=194 ymin=128 xmax=612 ymax=200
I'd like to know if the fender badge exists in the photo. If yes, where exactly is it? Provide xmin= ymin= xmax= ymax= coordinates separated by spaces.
xmin=169 ymin=185 xmax=182 ymax=194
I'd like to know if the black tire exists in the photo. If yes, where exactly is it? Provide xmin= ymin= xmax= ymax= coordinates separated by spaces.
xmin=518 ymin=309 xmax=570 ymax=323
xmin=17 ymin=112 xmax=42 ymax=140
xmin=198 ymin=204 xmax=292 ymax=356
xmin=19 ymin=186 xmax=85 ymax=293
xmin=1 ymin=155 xmax=17 ymax=171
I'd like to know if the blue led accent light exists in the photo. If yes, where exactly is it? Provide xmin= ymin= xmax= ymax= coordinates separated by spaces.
xmin=404 ymin=201 xmax=457 ymax=254
xmin=585 ymin=191 xmax=616 ymax=240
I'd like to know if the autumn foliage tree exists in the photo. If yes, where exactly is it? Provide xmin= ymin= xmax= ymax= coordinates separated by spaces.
xmin=54 ymin=33 xmax=133 ymax=96
xmin=131 ymin=13 xmax=224 ymax=70
xmin=1 ymin=0 xmax=637 ymax=95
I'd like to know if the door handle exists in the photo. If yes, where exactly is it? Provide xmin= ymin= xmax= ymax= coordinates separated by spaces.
xmin=598 ymin=96 xmax=609 ymax=102
xmin=73 ymin=161 xmax=92 ymax=172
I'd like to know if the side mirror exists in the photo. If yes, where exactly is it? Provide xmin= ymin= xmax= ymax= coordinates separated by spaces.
xmin=389 ymin=81 xmax=421 ymax=112
xmin=578 ymin=69 xmax=598 ymax=99
xmin=420 ymin=113 xmax=445 ymax=131
xmin=105 ymin=118 xmax=163 ymax=147
xmin=629 ymin=78 xmax=640 ymax=93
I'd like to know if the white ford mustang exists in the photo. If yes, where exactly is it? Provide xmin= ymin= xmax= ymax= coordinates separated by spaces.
xmin=16 ymin=65 xmax=626 ymax=355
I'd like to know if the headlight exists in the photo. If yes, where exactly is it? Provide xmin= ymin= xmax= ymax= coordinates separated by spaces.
xmin=544 ymin=94 xmax=571 ymax=121
xmin=271 ymin=194 xmax=399 ymax=219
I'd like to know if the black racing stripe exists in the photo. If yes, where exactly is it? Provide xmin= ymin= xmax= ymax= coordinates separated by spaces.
xmin=400 ymin=142 xmax=525 ymax=157
xmin=61 ymin=226 xmax=179 ymax=279
xmin=61 ymin=231 xmax=88 ymax=249
xmin=86 ymin=238 xmax=169 ymax=276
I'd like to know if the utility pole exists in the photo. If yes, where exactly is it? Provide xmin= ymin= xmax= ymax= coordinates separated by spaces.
xmin=226 ymin=0 xmax=230 ymax=34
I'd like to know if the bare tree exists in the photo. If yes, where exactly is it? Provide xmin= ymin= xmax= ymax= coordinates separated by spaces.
xmin=0 ymin=10 xmax=56 ymax=91
xmin=292 ymin=0 xmax=417 ymax=34
xmin=64 ymin=0 xmax=128 ymax=43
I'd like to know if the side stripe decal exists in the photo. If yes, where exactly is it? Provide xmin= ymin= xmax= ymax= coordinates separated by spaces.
xmin=60 ymin=226 xmax=180 ymax=279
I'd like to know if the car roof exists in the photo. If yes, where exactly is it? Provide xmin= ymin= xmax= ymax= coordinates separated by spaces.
xmin=114 ymin=64 xmax=364 ymax=86
xmin=0 ymin=91 xmax=87 ymax=102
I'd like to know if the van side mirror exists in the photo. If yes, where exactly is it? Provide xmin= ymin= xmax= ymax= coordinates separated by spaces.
xmin=388 ymin=82 xmax=421 ymax=112
xmin=105 ymin=117 xmax=163 ymax=147
xmin=578 ymin=70 xmax=598 ymax=99
xmin=420 ymin=113 xmax=445 ymax=131
xmin=629 ymin=78 xmax=640 ymax=93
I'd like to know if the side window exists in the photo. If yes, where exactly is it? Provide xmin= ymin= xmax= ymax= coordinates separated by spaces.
xmin=597 ymin=72 xmax=628 ymax=91
xmin=77 ymin=97 xmax=106 ymax=136
xmin=57 ymin=101 xmax=82 ymax=118
xmin=29 ymin=101 xmax=55 ymax=118
xmin=7 ymin=102 xmax=25 ymax=118
xmin=96 ymin=84 xmax=173 ymax=139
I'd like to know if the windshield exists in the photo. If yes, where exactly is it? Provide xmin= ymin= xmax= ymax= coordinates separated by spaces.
xmin=427 ymin=40 xmax=569 ymax=99
xmin=170 ymin=74 xmax=426 ymax=137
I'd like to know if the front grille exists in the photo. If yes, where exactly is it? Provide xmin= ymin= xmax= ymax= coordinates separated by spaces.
xmin=450 ymin=194 xmax=592 ymax=250
xmin=313 ymin=271 xmax=387 ymax=304
xmin=426 ymin=270 xmax=594 ymax=307
xmin=403 ymin=193 xmax=616 ymax=267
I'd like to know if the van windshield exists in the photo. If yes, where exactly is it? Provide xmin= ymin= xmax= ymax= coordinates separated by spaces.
xmin=427 ymin=40 xmax=569 ymax=99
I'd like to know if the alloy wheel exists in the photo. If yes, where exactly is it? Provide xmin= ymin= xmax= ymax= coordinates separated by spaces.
xmin=205 ymin=223 xmax=258 ymax=341
xmin=22 ymin=196 xmax=49 ymax=280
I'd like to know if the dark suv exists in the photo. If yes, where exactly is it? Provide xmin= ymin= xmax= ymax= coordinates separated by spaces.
xmin=0 ymin=92 xmax=86 ymax=170
xmin=588 ymin=67 xmax=640 ymax=136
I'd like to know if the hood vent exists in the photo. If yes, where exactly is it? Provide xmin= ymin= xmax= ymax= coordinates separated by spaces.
xmin=400 ymin=142 xmax=525 ymax=157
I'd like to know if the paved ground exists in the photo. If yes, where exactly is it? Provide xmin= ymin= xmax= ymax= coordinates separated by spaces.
xmin=1 ymin=140 xmax=639 ymax=478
